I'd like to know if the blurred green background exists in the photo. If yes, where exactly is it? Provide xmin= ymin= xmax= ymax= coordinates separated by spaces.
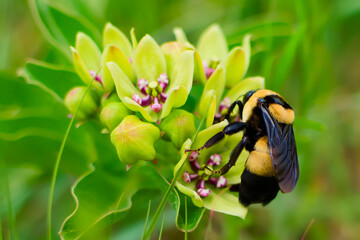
xmin=1 ymin=0 xmax=360 ymax=239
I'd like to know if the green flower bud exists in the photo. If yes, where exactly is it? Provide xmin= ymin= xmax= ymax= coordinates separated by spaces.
xmin=101 ymin=92 xmax=121 ymax=107
xmin=100 ymin=102 xmax=131 ymax=131
xmin=160 ymin=110 xmax=196 ymax=149
xmin=110 ymin=115 xmax=160 ymax=164
xmin=64 ymin=86 xmax=99 ymax=121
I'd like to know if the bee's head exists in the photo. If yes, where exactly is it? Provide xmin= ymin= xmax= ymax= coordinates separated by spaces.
xmin=242 ymin=89 xmax=295 ymax=124
xmin=243 ymin=90 xmax=256 ymax=105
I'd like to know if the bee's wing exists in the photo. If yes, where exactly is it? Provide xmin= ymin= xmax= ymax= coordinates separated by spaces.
xmin=260 ymin=105 xmax=299 ymax=193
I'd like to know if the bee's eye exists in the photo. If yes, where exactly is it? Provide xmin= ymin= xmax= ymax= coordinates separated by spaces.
xmin=258 ymin=98 xmax=265 ymax=103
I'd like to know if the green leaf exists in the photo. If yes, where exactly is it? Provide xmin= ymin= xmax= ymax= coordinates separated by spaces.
xmin=197 ymin=24 xmax=228 ymax=62
xmin=59 ymin=164 xmax=177 ymax=240
xmin=134 ymin=35 xmax=166 ymax=82
xmin=20 ymin=60 xmax=83 ymax=103
xmin=272 ymin=27 xmax=305 ymax=91
xmin=47 ymin=71 xmax=99 ymax=239
xmin=176 ymin=192 xmax=205 ymax=232
xmin=0 ymin=73 xmax=97 ymax=174
xmin=29 ymin=0 xmax=100 ymax=60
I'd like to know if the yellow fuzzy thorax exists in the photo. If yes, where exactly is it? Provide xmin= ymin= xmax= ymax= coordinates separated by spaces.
xmin=242 ymin=89 xmax=294 ymax=124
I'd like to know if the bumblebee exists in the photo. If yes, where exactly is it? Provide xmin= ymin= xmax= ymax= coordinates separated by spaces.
xmin=187 ymin=89 xmax=299 ymax=206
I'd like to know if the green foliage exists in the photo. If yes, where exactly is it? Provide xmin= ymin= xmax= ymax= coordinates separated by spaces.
xmin=2 ymin=0 xmax=360 ymax=239
xmin=20 ymin=60 xmax=83 ymax=103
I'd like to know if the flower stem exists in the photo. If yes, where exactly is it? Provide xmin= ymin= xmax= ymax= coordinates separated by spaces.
xmin=158 ymin=211 xmax=166 ymax=240
xmin=142 ymin=92 xmax=214 ymax=240
xmin=46 ymin=69 xmax=99 ymax=240
xmin=184 ymin=196 xmax=188 ymax=240
xmin=1 ymin=158 xmax=18 ymax=240
xmin=142 ymin=200 xmax=152 ymax=240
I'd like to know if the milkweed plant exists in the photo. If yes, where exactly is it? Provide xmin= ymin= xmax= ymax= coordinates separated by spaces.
xmin=23 ymin=22 xmax=265 ymax=239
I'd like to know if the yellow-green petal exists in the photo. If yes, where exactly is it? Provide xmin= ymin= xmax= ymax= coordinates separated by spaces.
xmin=173 ymin=27 xmax=195 ymax=49
xmin=160 ymin=86 xmax=188 ymax=119
xmin=224 ymin=47 xmax=246 ymax=88
xmin=134 ymin=35 xmax=166 ymax=82
xmin=107 ymin=61 xmax=140 ymax=100
xmin=193 ymin=120 xmax=229 ymax=160
xmin=174 ymin=139 xmax=205 ymax=207
xmin=168 ymin=50 xmax=194 ymax=94
xmin=161 ymin=42 xmax=187 ymax=77
xmin=198 ymin=90 xmax=217 ymax=128
xmin=102 ymin=45 xmax=134 ymax=92
xmin=194 ymin=50 xmax=207 ymax=84
xmin=226 ymin=77 xmax=265 ymax=102
xmin=123 ymin=97 xmax=157 ymax=122
xmin=103 ymin=23 xmax=133 ymax=58
xmin=215 ymin=149 xmax=247 ymax=184
xmin=130 ymin=28 xmax=138 ymax=50
xmin=173 ymin=27 xmax=188 ymax=44
xmin=199 ymin=65 xmax=225 ymax=113
xmin=75 ymin=32 xmax=101 ymax=72
xmin=242 ymin=34 xmax=251 ymax=75
xmin=176 ymin=182 xmax=204 ymax=208
xmin=71 ymin=47 xmax=103 ymax=92
xmin=203 ymin=190 xmax=247 ymax=218
xmin=197 ymin=24 xmax=228 ymax=62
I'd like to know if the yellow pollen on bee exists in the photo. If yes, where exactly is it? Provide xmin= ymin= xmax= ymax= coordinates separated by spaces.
xmin=246 ymin=136 xmax=275 ymax=176
xmin=268 ymin=104 xmax=294 ymax=124
xmin=254 ymin=136 xmax=270 ymax=153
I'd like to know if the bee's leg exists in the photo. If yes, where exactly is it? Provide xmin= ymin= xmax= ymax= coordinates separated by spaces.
xmin=214 ymin=136 xmax=248 ymax=175
xmin=185 ymin=122 xmax=245 ymax=153
xmin=225 ymin=100 xmax=243 ymax=121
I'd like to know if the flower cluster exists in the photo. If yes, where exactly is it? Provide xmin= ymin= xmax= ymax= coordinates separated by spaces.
xmin=183 ymin=152 xmax=228 ymax=197
xmin=64 ymin=23 xmax=264 ymax=218
xmin=175 ymin=121 xmax=248 ymax=218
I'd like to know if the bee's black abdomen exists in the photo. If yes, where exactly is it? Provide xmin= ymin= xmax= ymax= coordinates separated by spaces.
xmin=239 ymin=169 xmax=279 ymax=206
